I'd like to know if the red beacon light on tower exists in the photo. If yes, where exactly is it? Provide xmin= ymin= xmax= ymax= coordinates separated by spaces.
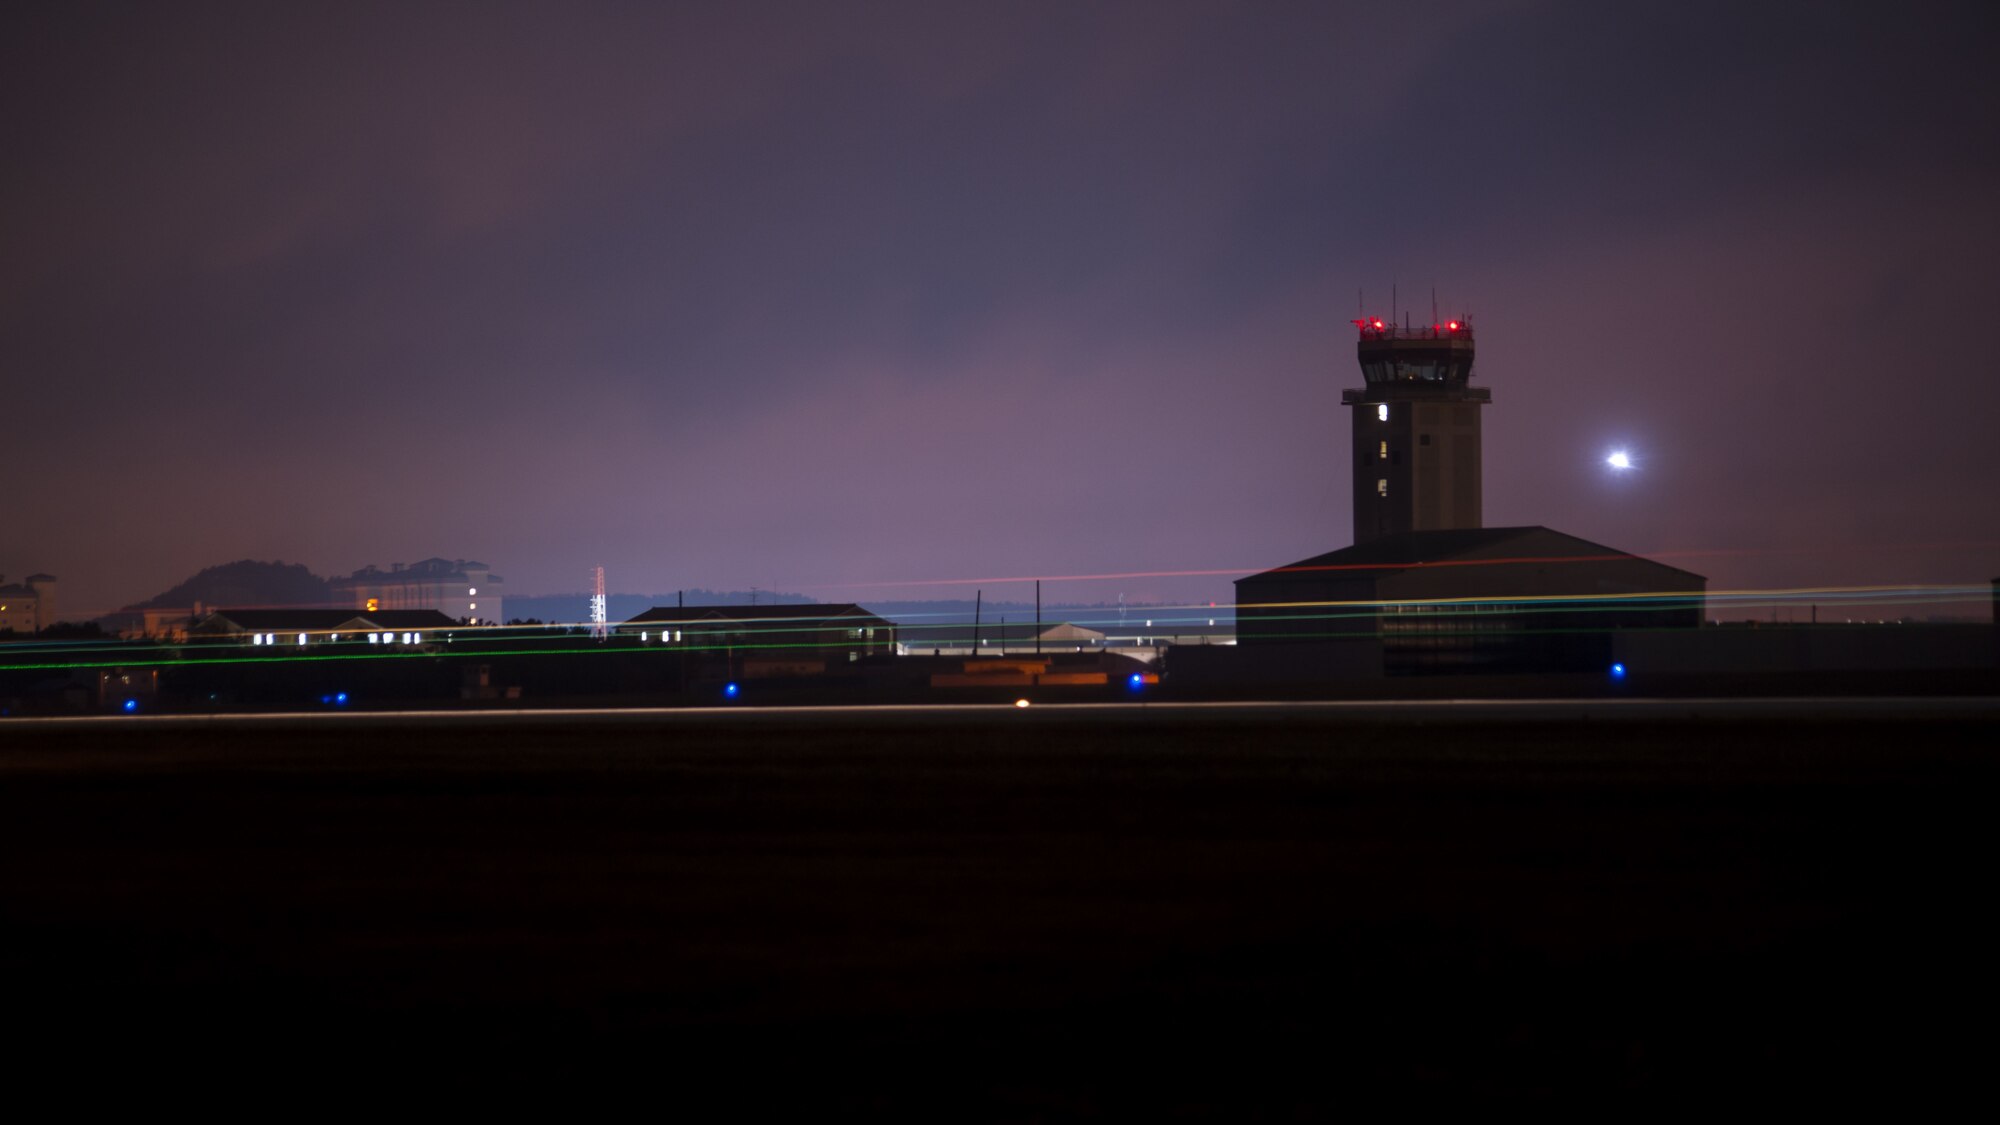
xmin=1355 ymin=314 xmax=1467 ymax=341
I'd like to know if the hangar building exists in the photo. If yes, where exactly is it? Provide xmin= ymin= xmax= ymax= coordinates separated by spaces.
xmin=1236 ymin=313 xmax=1705 ymax=674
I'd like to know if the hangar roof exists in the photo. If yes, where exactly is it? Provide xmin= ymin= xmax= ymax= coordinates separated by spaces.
xmin=1239 ymin=526 xmax=1706 ymax=588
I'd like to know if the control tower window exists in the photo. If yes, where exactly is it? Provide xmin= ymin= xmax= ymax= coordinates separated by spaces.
xmin=1377 ymin=404 xmax=1389 ymax=422
xmin=1377 ymin=479 xmax=1388 ymax=497
xmin=1378 ymin=441 xmax=1388 ymax=460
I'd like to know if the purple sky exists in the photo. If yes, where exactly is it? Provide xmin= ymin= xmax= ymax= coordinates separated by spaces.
xmin=7 ymin=1 xmax=1999 ymax=618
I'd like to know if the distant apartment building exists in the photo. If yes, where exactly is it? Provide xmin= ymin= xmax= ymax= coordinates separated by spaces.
xmin=331 ymin=558 xmax=502 ymax=624
xmin=0 ymin=573 xmax=57 ymax=635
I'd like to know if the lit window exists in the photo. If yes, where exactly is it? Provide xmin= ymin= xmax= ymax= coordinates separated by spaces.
xmin=297 ymin=633 xmax=307 ymax=646
xmin=1378 ymin=440 xmax=1388 ymax=459
xmin=1377 ymin=404 xmax=1389 ymax=422
xmin=1377 ymin=479 xmax=1388 ymax=497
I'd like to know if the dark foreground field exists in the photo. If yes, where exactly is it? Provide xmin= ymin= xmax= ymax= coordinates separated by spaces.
xmin=4 ymin=703 xmax=1997 ymax=1114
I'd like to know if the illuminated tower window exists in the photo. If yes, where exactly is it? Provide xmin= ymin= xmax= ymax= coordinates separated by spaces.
xmin=1378 ymin=440 xmax=1388 ymax=460
xmin=1377 ymin=479 xmax=1388 ymax=497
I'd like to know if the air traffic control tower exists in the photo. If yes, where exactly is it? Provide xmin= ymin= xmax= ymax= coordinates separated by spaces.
xmin=1343 ymin=315 xmax=1489 ymax=544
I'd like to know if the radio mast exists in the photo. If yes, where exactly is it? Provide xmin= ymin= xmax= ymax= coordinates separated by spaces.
xmin=590 ymin=566 xmax=608 ymax=639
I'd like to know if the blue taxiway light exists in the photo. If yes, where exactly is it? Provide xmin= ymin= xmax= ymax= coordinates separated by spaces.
xmin=723 ymin=682 xmax=740 ymax=698
xmin=122 ymin=699 xmax=139 ymax=713
xmin=1610 ymin=662 xmax=1627 ymax=678
xmin=1128 ymin=672 xmax=1145 ymax=690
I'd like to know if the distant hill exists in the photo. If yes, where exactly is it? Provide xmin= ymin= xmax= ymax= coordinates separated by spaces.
xmin=128 ymin=560 xmax=334 ymax=612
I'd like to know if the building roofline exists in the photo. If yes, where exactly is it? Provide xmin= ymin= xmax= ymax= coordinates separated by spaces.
xmin=1238 ymin=526 xmax=1707 ymax=584
xmin=622 ymin=603 xmax=889 ymax=626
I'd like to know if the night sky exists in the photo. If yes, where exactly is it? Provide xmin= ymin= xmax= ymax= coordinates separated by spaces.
xmin=7 ymin=1 xmax=1998 ymax=618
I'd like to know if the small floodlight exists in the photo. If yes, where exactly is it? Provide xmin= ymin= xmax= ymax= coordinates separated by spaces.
xmin=1607 ymin=450 xmax=1633 ymax=471
xmin=1014 ymin=698 xmax=1031 ymax=709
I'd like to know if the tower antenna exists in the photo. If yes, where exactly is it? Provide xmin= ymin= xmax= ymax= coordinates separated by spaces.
xmin=1431 ymin=286 xmax=1438 ymax=330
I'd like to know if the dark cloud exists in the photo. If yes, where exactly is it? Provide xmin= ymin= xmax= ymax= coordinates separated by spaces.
xmin=5 ymin=1 xmax=1997 ymax=615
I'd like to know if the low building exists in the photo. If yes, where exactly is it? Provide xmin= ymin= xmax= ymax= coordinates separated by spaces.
xmin=622 ymin=604 xmax=896 ymax=663
xmin=0 ymin=573 xmax=58 ymax=635
xmin=331 ymin=558 xmax=501 ymax=624
xmin=190 ymin=608 xmax=459 ymax=648
xmin=990 ymin=621 xmax=1110 ymax=651
xmin=1237 ymin=526 xmax=1705 ymax=674
xmin=136 ymin=607 xmax=196 ymax=642
xmin=897 ymin=619 xmax=1111 ymax=654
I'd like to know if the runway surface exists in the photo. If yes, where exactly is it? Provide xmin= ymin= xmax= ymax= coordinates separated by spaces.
xmin=13 ymin=693 xmax=2000 ymax=728
xmin=4 ymin=699 xmax=1996 ymax=1112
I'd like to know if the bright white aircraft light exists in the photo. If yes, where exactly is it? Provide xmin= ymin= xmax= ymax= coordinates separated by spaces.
xmin=1606 ymin=449 xmax=1632 ymax=470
